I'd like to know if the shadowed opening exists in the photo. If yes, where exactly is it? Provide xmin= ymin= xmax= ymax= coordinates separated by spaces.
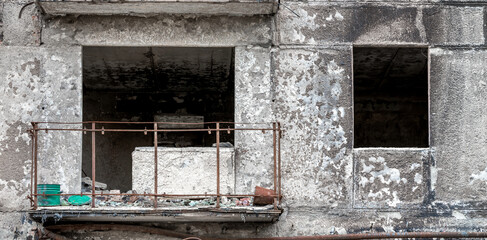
xmin=353 ymin=47 xmax=428 ymax=148
xmin=82 ymin=46 xmax=235 ymax=191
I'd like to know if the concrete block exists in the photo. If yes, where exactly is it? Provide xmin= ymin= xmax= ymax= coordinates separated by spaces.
xmin=2 ymin=1 xmax=41 ymax=46
xmin=423 ymin=6 xmax=485 ymax=45
xmin=42 ymin=15 xmax=272 ymax=46
xmin=430 ymin=48 xmax=487 ymax=204
xmin=38 ymin=0 xmax=278 ymax=16
xmin=278 ymin=4 xmax=423 ymax=45
xmin=273 ymin=47 xmax=353 ymax=207
xmin=353 ymin=148 xmax=429 ymax=209
xmin=234 ymin=46 xmax=275 ymax=194
xmin=132 ymin=147 xmax=235 ymax=194
xmin=0 ymin=46 xmax=82 ymax=210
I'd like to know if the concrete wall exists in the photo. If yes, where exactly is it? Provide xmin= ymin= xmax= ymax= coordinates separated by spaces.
xmin=1 ymin=0 xmax=487 ymax=238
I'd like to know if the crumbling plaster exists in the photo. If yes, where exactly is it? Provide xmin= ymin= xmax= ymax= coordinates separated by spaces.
xmin=0 ymin=0 xmax=487 ymax=238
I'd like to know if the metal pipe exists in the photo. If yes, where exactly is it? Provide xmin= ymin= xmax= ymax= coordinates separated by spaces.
xmin=32 ymin=193 xmax=279 ymax=197
xmin=154 ymin=123 xmax=158 ymax=209
xmin=272 ymin=122 xmax=277 ymax=210
xmin=33 ymin=128 xmax=276 ymax=132
xmin=91 ymin=123 xmax=96 ymax=208
xmin=277 ymin=122 xmax=282 ymax=206
xmin=32 ymin=121 xmax=270 ymax=125
xmin=230 ymin=231 xmax=487 ymax=240
xmin=33 ymin=123 xmax=38 ymax=210
xmin=216 ymin=123 xmax=220 ymax=208
xmin=30 ymin=129 xmax=34 ymax=207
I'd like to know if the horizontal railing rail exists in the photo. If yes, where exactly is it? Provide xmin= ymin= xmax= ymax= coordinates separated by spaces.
xmin=28 ymin=121 xmax=282 ymax=210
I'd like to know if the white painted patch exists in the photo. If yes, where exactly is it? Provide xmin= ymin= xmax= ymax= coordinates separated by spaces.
xmin=470 ymin=166 xmax=487 ymax=184
xmin=414 ymin=173 xmax=423 ymax=184
xmin=410 ymin=163 xmax=421 ymax=170
xmin=334 ymin=11 xmax=344 ymax=21
xmin=452 ymin=211 xmax=467 ymax=219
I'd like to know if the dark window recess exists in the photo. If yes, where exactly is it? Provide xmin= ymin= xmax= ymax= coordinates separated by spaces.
xmin=82 ymin=46 xmax=235 ymax=191
xmin=353 ymin=47 xmax=428 ymax=148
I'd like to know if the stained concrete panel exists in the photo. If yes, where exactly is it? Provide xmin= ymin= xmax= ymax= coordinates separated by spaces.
xmin=278 ymin=4 xmax=485 ymax=46
xmin=132 ymin=147 xmax=235 ymax=194
xmin=42 ymin=15 xmax=272 ymax=46
xmin=273 ymin=47 xmax=353 ymax=207
xmin=278 ymin=5 xmax=422 ymax=45
xmin=0 ymin=46 xmax=82 ymax=211
xmin=2 ymin=1 xmax=41 ymax=46
xmin=430 ymin=48 xmax=487 ymax=205
xmin=234 ymin=46 xmax=275 ymax=194
xmin=423 ymin=6 xmax=485 ymax=46
xmin=353 ymin=148 xmax=429 ymax=209
xmin=39 ymin=0 xmax=278 ymax=16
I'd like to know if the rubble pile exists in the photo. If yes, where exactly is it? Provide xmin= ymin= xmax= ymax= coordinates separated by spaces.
xmin=58 ymin=178 xmax=275 ymax=208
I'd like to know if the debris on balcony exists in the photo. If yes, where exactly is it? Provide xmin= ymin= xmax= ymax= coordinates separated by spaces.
xmin=81 ymin=177 xmax=107 ymax=191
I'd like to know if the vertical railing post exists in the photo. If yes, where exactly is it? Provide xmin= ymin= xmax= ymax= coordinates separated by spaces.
xmin=30 ymin=128 xmax=34 ymax=208
xmin=216 ymin=122 xmax=220 ymax=208
xmin=33 ymin=123 xmax=38 ymax=210
xmin=154 ymin=123 xmax=158 ymax=209
xmin=273 ymin=122 xmax=277 ymax=210
xmin=91 ymin=122 xmax=96 ymax=208
xmin=278 ymin=122 xmax=282 ymax=207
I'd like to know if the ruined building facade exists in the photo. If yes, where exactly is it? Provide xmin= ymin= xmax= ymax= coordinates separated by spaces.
xmin=1 ymin=0 xmax=487 ymax=239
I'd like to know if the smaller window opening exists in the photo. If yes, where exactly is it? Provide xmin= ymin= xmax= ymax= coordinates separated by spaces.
xmin=353 ymin=47 xmax=429 ymax=148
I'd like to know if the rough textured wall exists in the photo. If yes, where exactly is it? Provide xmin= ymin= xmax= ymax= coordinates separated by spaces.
xmin=0 ymin=46 xmax=82 ymax=238
xmin=1 ymin=0 xmax=487 ymax=239
xmin=430 ymin=48 xmax=487 ymax=205
xmin=274 ymin=47 xmax=353 ymax=207
xmin=234 ymin=46 xmax=275 ymax=194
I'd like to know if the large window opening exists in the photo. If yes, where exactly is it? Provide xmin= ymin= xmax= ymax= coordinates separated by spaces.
xmin=82 ymin=47 xmax=235 ymax=191
xmin=353 ymin=47 xmax=428 ymax=148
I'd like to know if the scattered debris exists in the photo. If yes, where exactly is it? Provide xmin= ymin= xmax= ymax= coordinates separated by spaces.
xmin=212 ymin=142 xmax=233 ymax=147
xmin=82 ymin=177 xmax=108 ymax=191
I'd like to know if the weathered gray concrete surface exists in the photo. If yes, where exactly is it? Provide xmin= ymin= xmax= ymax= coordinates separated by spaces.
xmin=1 ymin=0 xmax=487 ymax=239
xmin=132 ymin=147 xmax=235 ymax=194
xmin=354 ymin=148 xmax=429 ymax=209
xmin=0 ymin=46 xmax=82 ymax=238
xmin=274 ymin=47 xmax=353 ymax=208
xmin=42 ymin=14 xmax=273 ymax=47
xmin=277 ymin=4 xmax=484 ymax=46
xmin=234 ymin=46 xmax=275 ymax=194
xmin=430 ymin=48 xmax=487 ymax=205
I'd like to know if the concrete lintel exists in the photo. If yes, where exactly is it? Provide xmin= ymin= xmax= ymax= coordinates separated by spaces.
xmin=38 ymin=0 xmax=278 ymax=16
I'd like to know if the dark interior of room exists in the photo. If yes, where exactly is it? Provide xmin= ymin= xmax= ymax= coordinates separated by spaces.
xmin=82 ymin=46 xmax=235 ymax=191
xmin=353 ymin=47 xmax=428 ymax=148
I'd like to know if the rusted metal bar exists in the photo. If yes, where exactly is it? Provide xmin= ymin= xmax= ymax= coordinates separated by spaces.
xmin=278 ymin=122 xmax=282 ymax=206
xmin=91 ymin=122 xmax=96 ymax=208
xmin=230 ymin=231 xmax=487 ymax=240
xmin=33 ymin=128 xmax=275 ymax=132
xmin=30 ymin=128 xmax=34 ymax=207
xmin=45 ymin=224 xmax=196 ymax=239
xmin=33 ymin=123 xmax=38 ymax=210
xmin=33 ymin=193 xmax=279 ymax=197
xmin=32 ymin=121 xmax=269 ymax=125
xmin=216 ymin=122 xmax=220 ymax=208
xmin=154 ymin=123 xmax=158 ymax=209
xmin=272 ymin=122 xmax=277 ymax=210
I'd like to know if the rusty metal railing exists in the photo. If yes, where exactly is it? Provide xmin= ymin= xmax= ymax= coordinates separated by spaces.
xmin=28 ymin=121 xmax=282 ymax=210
